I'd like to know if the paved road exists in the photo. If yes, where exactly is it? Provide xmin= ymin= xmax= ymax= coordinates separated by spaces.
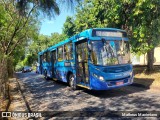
xmin=16 ymin=72 xmax=160 ymax=119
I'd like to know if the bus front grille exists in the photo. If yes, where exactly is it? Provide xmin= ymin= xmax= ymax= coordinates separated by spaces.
xmin=106 ymin=76 xmax=130 ymax=86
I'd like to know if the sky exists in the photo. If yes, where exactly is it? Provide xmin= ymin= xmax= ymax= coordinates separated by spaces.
xmin=40 ymin=10 xmax=74 ymax=36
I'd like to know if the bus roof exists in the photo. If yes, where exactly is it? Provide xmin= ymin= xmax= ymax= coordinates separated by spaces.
xmin=38 ymin=28 xmax=127 ymax=55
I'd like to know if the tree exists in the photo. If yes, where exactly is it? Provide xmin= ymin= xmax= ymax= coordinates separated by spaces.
xmin=50 ymin=32 xmax=67 ymax=45
xmin=15 ymin=0 xmax=81 ymax=18
xmin=16 ymin=0 xmax=59 ymax=18
xmin=63 ymin=0 xmax=160 ymax=72
xmin=63 ymin=16 xmax=76 ymax=37
xmin=130 ymin=0 xmax=160 ymax=71
xmin=0 ymin=0 xmax=39 ymax=99
xmin=27 ymin=33 xmax=67 ymax=66
xmin=0 ymin=0 xmax=81 ymax=99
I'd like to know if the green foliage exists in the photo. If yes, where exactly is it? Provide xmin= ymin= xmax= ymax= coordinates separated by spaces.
xmin=24 ymin=54 xmax=35 ymax=66
xmin=26 ymin=33 xmax=67 ymax=65
xmin=1 ymin=0 xmax=80 ymax=69
xmin=15 ymin=54 xmax=37 ymax=71
xmin=0 ymin=1 xmax=40 ymax=68
xmin=63 ymin=16 xmax=76 ymax=37
xmin=63 ymin=0 xmax=160 ymax=55
xmin=61 ymin=0 xmax=160 ymax=71
xmin=130 ymin=0 xmax=160 ymax=54
xmin=15 ymin=0 xmax=81 ymax=19
xmin=50 ymin=32 xmax=67 ymax=45
xmin=15 ymin=0 xmax=60 ymax=18
xmin=29 ymin=33 xmax=66 ymax=53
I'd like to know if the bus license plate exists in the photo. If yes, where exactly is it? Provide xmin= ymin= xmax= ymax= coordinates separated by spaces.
xmin=116 ymin=81 xmax=124 ymax=86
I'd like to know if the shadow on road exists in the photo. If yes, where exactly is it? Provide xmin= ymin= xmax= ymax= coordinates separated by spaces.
xmin=133 ymin=78 xmax=155 ymax=89
xmin=79 ymin=78 xmax=154 ymax=99
xmin=15 ymin=72 xmax=155 ymax=99
xmin=13 ymin=72 xmax=160 ymax=119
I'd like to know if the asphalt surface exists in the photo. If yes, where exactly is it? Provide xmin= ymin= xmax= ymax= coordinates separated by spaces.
xmin=15 ymin=72 xmax=160 ymax=119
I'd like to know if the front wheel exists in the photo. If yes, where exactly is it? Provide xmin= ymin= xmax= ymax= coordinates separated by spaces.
xmin=69 ymin=74 xmax=77 ymax=90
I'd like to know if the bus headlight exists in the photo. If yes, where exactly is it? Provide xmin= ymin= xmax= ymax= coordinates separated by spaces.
xmin=99 ymin=76 xmax=104 ymax=81
xmin=130 ymin=71 xmax=133 ymax=77
xmin=93 ymin=73 xmax=104 ymax=81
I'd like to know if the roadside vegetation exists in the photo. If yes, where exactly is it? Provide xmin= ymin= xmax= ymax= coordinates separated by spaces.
xmin=134 ymin=66 xmax=160 ymax=89
xmin=0 ymin=0 xmax=78 ymax=104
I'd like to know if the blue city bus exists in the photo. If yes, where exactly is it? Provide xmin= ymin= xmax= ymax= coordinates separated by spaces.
xmin=38 ymin=28 xmax=134 ymax=90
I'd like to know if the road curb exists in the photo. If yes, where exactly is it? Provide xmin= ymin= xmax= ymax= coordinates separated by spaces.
xmin=15 ymin=78 xmax=36 ymax=120
xmin=6 ymin=77 xmax=36 ymax=120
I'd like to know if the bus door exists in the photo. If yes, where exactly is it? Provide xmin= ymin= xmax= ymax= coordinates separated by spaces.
xmin=51 ymin=50 xmax=56 ymax=78
xmin=75 ymin=40 xmax=89 ymax=85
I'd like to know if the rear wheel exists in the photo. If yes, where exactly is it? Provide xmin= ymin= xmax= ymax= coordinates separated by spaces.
xmin=69 ymin=74 xmax=77 ymax=90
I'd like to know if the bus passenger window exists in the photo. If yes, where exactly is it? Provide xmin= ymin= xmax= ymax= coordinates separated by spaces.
xmin=64 ymin=43 xmax=73 ymax=60
xmin=46 ymin=52 xmax=51 ymax=62
xmin=43 ymin=53 xmax=47 ymax=62
xmin=52 ymin=51 xmax=56 ymax=63
xmin=58 ymin=46 xmax=63 ymax=61
xmin=64 ymin=45 xmax=67 ymax=60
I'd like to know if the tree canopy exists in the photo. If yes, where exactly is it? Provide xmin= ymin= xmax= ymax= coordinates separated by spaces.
xmin=0 ymin=0 xmax=80 ymax=99
xmin=62 ymin=0 xmax=160 ymax=71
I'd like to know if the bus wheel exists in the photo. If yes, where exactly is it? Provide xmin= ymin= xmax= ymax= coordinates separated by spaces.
xmin=44 ymin=70 xmax=48 ymax=80
xmin=69 ymin=74 xmax=77 ymax=90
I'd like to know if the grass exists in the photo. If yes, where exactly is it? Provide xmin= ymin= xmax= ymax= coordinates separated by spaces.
xmin=133 ymin=66 xmax=160 ymax=89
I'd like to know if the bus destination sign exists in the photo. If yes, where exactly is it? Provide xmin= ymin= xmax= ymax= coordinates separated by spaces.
xmin=92 ymin=30 xmax=127 ymax=37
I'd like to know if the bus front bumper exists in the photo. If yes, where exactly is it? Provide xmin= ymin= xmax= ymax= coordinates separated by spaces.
xmin=90 ymin=75 xmax=134 ymax=90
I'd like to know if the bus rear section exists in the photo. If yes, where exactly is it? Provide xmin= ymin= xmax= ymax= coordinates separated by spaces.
xmin=38 ymin=50 xmax=52 ymax=79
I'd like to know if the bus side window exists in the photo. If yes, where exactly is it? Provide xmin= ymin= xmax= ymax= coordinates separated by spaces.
xmin=69 ymin=43 xmax=73 ymax=60
xmin=58 ymin=46 xmax=63 ymax=61
xmin=46 ymin=51 xmax=51 ymax=62
xmin=43 ymin=53 xmax=46 ymax=62
xmin=51 ymin=50 xmax=57 ymax=63
xmin=64 ymin=42 xmax=73 ymax=60
xmin=64 ymin=45 xmax=67 ymax=60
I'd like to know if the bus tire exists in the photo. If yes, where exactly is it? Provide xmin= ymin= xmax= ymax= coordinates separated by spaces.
xmin=69 ymin=74 xmax=77 ymax=90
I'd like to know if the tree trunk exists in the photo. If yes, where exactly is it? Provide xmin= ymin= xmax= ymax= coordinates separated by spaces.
xmin=0 ymin=57 xmax=9 ymax=99
xmin=147 ymin=48 xmax=154 ymax=72
xmin=7 ymin=57 xmax=14 ymax=78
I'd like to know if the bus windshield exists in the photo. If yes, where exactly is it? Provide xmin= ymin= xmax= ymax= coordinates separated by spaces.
xmin=90 ymin=40 xmax=130 ymax=66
